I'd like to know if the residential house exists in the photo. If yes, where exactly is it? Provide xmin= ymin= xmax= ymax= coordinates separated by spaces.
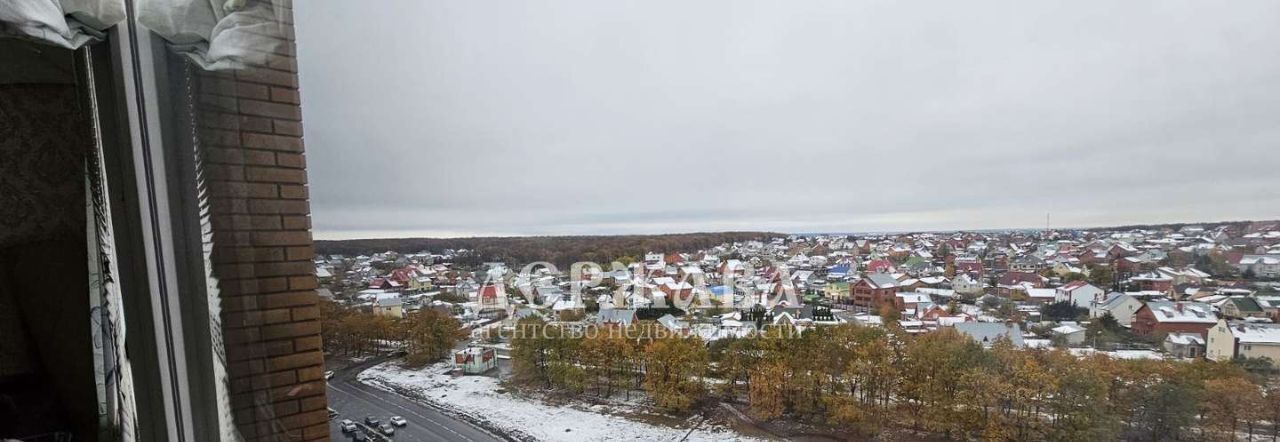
xmin=1026 ymin=288 xmax=1058 ymax=304
xmin=316 ymin=266 xmax=334 ymax=284
xmin=656 ymin=314 xmax=690 ymax=335
xmin=453 ymin=347 xmax=498 ymax=375
xmin=1056 ymin=281 xmax=1104 ymax=308
xmin=1010 ymin=255 xmax=1044 ymax=273
xmin=476 ymin=284 xmax=504 ymax=309
xmin=824 ymin=281 xmax=850 ymax=303
xmin=389 ymin=267 xmax=427 ymax=293
xmin=1164 ymin=333 xmax=1206 ymax=359
xmin=954 ymin=259 xmax=984 ymax=278
xmin=1052 ymin=261 xmax=1089 ymax=278
xmin=534 ymin=285 xmax=565 ymax=305
xmin=1131 ymin=301 xmax=1217 ymax=338
xmin=955 ymin=322 xmax=1025 ymax=348
xmin=1052 ymin=323 xmax=1087 ymax=346
xmin=901 ymin=256 xmax=933 ymax=275
xmin=1259 ymin=296 xmax=1280 ymax=321
xmin=1156 ymin=266 xmax=1210 ymax=286
xmin=921 ymin=306 xmax=974 ymax=326
xmin=953 ymin=273 xmax=984 ymax=296
xmin=896 ymin=292 xmax=935 ymax=318
xmin=596 ymin=308 xmax=637 ymax=327
xmin=1236 ymin=255 xmax=1280 ymax=278
xmin=1129 ymin=272 xmax=1174 ymax=295
xmin=997 ymin=272 xmax=1046 ymax=296
xmin=552 ymin=292 xmax=586 ymax=320
xmin=827 ymin=263 xmax=852 ymax=281
xmin=866 ymin=259 xmax=897 ymax=274
xmin=677 ymin=265 xmax=705 ymax=282
xmin=720 ymin=259 xmax=747 ymax=277
xmin=852 ymin=273 xmax=902 ymax=311
xmin=1220 ymin=296 xmax=1268 ymax=319
xmin=918 ymin=276 xmax=949 ymax=287
xmin=1090 ymin=292 xmax=1143 ymax=327
xmin=373 ymin=293 xmax=404 ymax=318
xmin=644 ymin=252 xmax=666 ymax=266
xmin=368 ymin=277 xmax=403 ymax=292
xmin=1206 ymin=320 xmax=1280 ymax=367
xmin=655 ymin=277 xmax=695 ymax=305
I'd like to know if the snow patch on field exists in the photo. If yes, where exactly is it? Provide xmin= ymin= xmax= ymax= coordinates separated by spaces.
xmin=359 ymin=361 xmax=759 ymax=441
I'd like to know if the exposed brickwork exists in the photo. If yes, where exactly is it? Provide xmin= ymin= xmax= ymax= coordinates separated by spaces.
xmin=193 ymin=3 xmax=327 ymax=439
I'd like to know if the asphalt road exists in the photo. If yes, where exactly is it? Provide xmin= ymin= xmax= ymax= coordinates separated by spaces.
xmin=327 ymin=357 xmax=504 ymax=442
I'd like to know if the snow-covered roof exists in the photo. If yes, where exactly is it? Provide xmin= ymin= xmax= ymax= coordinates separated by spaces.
xmin=1052 ymin=324 xmax=1086 ymax=335
xmin=955 ymin=322 xmax=1024 ymax=348
xmin=1224 ymin=322 xmax=1280 ymax=344
xmin=918 ymin=276 xmax=949 ymax=285
xmin=1095 ymin=292 xmax=1136 ymax=310
xmin=376 ymin=293 xmax=402 ymax=306
xmin=896 ymin=292 xmax=932 ymax=304
xmin=1027 ymin=288 xmax=1056 ymax=299
xmin=863 ymin=273 xmax=900 ymax=288
xmin=1240 ymin=255 xmax=1280 ymax=265
xmin=1165 ymin=332 xmax=1205 ymax=346
xmin=1144 ymin=301 xmax=1217 ymax=324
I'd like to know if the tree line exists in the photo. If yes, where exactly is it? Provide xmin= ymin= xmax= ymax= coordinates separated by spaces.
xmin=319 ymin=300 xmax=468 ymax=367
xmin=510 ymin=318 xmax=1280 ymax=441
xmin=314 ymin=232 xmax=784 ymax=267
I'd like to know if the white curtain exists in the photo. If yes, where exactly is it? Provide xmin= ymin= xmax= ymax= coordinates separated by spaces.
xmin=0 ymin=0 xmax=126 ymax=48
xmin=139 ymin=0 xmax=288 ymax=71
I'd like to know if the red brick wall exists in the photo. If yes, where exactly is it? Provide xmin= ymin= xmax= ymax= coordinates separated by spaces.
xmin=852 ymin=282 xmax=900 ymax=310
xmin=194 ymin=4 xmax=328 ymax=440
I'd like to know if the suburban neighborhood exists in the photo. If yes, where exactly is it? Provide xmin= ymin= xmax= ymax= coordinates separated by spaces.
xmin=318 ymin=221 xmax=1280 ymax=441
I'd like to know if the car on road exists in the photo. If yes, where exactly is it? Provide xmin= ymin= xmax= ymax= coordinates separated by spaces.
xmin=364 ymin=416 xmax=380 ymax=427
xmin=339 ymin=419 xmax=357 ymax=433
xmin=378 ymin=423 xmax=395 ymax=435
xmin=325 ymin=370 xmax=335 ymax=380
xmin=389 ymin=416 xmax=406 ymax=427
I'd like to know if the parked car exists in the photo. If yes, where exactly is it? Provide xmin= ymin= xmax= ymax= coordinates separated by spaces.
xmin=364 ymin=416 xmax=380 ymax=427
xmin=328 ymin=407 xmax=338 ymax=420
xmin=389 ymin=416 xmax=407 ymax=427
xmin=378 ymin=423 xmax=395 ymax=435
xmin=339 ymin=419 xmax=357 ymax=433
xmin=351 ymin=430 xmax=369 ymax=441
xmin=325 ymin=370 xmax=335 ymax=380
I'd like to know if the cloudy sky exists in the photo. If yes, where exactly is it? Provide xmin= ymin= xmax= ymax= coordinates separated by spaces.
xmin=295 ymin=1 xmax=1280 ymax=240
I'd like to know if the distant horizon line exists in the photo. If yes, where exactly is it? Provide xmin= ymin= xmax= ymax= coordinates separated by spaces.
xmin=312 ymin=217 xmax=1278 ymax=242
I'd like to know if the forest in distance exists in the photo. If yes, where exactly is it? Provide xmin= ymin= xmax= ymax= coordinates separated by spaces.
xmin=315 ymin=231 xmax=784 ymax=266
xmin=314 ymin=219 xmax=1277 ymax=268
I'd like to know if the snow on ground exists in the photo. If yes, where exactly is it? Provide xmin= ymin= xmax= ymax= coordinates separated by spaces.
xmin=359 ymin=361 xmax=760 ymax=441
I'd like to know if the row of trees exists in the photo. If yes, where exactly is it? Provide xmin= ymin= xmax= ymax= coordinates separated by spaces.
xmin=319 ymin=300 xmax=467 ymax=367
xmin=510 ymin=320 xmax=708 ymax=411
xmin=510 ymin=318 xmax=1280 ymax=440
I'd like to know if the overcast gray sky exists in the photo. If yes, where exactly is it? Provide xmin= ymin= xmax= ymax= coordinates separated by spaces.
xmin=295 ymin=1 xmax=1280 ymax=240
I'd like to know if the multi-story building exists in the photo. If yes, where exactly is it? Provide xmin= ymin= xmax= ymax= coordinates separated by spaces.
xmin=851 ymin=273 xmax=902 ymax=311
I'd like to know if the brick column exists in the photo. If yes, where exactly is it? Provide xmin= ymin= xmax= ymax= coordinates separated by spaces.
xmin=192 ymin=4 xmax=329 ymax=440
